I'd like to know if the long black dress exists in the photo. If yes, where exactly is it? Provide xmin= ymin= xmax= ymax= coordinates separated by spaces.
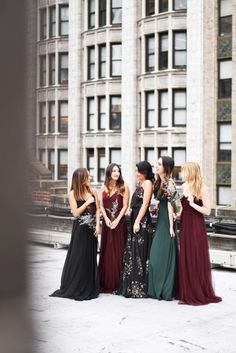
xmin=50 ymin=200 xmax=99 ymax=300
xmin=116 ymin=185 xmax=153 ymax=298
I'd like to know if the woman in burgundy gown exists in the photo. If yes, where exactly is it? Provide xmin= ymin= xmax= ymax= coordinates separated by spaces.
xmin=178 ymin=162 xmax=222 ymax=305
xmin=99 ymin=163 xmax=130 ymax=293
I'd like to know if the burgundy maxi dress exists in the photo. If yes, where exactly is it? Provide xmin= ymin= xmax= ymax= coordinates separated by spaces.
xmin=178 ymin=196 xmax=222 ymax=305
xmin=99 ymin=191 xmax=127 ymax=293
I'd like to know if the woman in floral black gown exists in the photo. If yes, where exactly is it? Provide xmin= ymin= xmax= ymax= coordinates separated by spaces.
xmin=117 ymin=161 xmax=154 ymax=298
xmin=50 ymin=168 xmax=100 ymax=301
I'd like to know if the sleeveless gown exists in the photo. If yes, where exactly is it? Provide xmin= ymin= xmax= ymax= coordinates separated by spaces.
xmin=148 ymin=198 xmax=178 ymax=300
xmin=50 ymin=200 xmax=99 ymax=300
xmin=99 ymin=192 xmax=127 ymax=293
xmin=116 ymin=185 xmax=153 ymax=298
xmin=177 ymin=196 xmax=222 ymax=305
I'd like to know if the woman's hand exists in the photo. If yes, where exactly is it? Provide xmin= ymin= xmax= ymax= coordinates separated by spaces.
xmin=86 ymin=195 xmax=95 ymax=205
xmin=110 ymin=218 xmax=119 ymax=229
xmin=133 ymin=222 xmax=140 ymax=234
xmin=126 ymin=208 xmax=132 ymax=216
xmin=94 ymin=225 xmax=100 ymax=237
xmin=170 ymin=227 xmax=175 ymax=238
xmin=105 ymin=217 xmax=111 ymax=228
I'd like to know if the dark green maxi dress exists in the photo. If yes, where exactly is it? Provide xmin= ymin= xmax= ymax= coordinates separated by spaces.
xmin=148 ymin=180 xmax=180 ymax=300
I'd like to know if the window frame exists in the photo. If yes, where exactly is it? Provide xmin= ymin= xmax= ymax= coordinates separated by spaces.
xmin=58 ymin=52 xmax=68 ymax=85
xmin=88 ymin=0 xmax=95 ymax=29
xmin=40 ymin=55 xmax=46 ymax=87
xmin=88 ymin=46 xmax=95 ymax=80
xmin=99 ymin=0 xmax=107 ymax=27
xmin=59 ymin=4 xmax=69 ymax=36
xmin=110 ymin=95 xmax=121 ymax=130
xmin=48 ymin=101 xmax=55 ymax=133
xmin=159 ymin=32 xmax=168 ymax=70
xmin=146 ymin=0 xmax=155 ymax=16
xmin=158 ymin=90 xmax=168 ymax=127
xmin=49 ymin=53 xmax=55 ymax=85
xmin=173 ymin=30 xmax=187 ymax=69
xmin=98 ymin=148 xmax=106 ymax=182
xmin=87 ymin=97 xmax=95 ymax=131
xmin=49 ymin=6 xmax=56 ymax=38
xmin=58 ymin=149 xmax=68 ymax=180
xmin=218 ymin=59 xmax=232 ymax=99
xmin=40 ymin=8 xmax=47 ymax=40
xmin=39 ymin=102 xmax=46 ymax=134
xmin=111 ymin=0 xmax=122 ymax=25
xmin=159 ymin=0 xmax=168 ymax=13
xmin=173 ymin=0 xmax=187 ymax=11
xmin=98 ymin=44 xmax=106 ymax=78
xmin=110 ymin=42 xmax=122 ymax=77
xmin=145 ymin=91 xmax=155 ymax=128
xmin=98 ymin=96 xmax=106 ymax=130
xmin=145 ymin=34 xmax=155 ymax=72
xmin=217 ymin=122 xmax=232 ymax=161
xmin=172 ymin=89 xmax=187 ymax=127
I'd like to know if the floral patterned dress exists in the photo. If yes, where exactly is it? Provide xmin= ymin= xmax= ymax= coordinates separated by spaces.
xmin=99 ymin=192 xmax=127 ymax=293
xmin=50 ymin=200 xmax=99 ymax=300
xmin=116 ymin=185 xmax=154 ymax=298
xmin=148 ymin=179 xmax=181 ymax=300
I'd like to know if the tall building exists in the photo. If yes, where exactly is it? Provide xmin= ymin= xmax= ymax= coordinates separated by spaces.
xmin=32 ymin=0 xmax=235 ymax=209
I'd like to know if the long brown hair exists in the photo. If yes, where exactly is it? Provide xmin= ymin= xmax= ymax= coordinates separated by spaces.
xmin=181 ymin=162 xmax=203 ymax=199
xmin=70 ymin=168 xmax=92 ymax=200
xmin=104 ymin=163 xmax=125 ymax=195
xmin=154 ymin=156 xmax=174 ymax=197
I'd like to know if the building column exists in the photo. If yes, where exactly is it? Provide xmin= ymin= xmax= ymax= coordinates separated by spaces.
xmin=68 ymin=0 xmax=83 ymax=186
xmin=121 ymin=1 xmax=138 ymax=192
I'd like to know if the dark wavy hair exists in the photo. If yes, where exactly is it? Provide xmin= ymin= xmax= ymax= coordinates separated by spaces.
xmin=154 ymin=156 xmax=174 ymax=197
xmin=136 ymin=161 xmax=154 ymax=182
xmin=70 ymin=168 xmax=92 ymax=200
xmin=104 ymin=163 xmax=125 ymax=195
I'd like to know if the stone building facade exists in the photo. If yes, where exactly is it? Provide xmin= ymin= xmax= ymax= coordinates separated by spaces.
xmin=30 ymin=0 xmax=235 ymax=209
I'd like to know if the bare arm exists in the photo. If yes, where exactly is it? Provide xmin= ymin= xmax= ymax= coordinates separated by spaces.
xmin=168 ymin=202 xmax=175 ymax=237
xmin=188 ymin=186 xmax=211 ymax=216
xmin=92 ymin=188 xmax=100 ymax=237
xmin=133 ymin=180 xmax=153 ymax=234
xmin=110 ymin=184 xmax=130 ymax=229
xmin=69 ymin=191 xmax=94 ymax=217
xmin=100 ymin=185 xmax=111 ymax=228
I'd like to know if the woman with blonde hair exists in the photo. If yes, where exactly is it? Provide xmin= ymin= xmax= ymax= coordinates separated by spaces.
xmin=177 ymin=162 xmax=222 ymax=305
xmin=50 ymin=168 xmax=100 ymax=300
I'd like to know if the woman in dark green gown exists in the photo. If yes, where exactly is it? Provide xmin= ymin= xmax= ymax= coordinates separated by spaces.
xmin=148 ymin=156 xmax=181 ymax=300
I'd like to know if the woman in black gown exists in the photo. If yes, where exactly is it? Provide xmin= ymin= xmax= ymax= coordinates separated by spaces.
xmin=50 ymin=168 xmax=100 ymax=300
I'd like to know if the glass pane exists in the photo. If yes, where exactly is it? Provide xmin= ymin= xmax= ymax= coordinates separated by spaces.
xmin=158 ymin=148 xmax=168 ymax=157
xmin=89 ymin=64 xmax=95 ymax=79
xmin=112 ymin=8 xmax=122 ymax=24
xmin=60 ymin=102 xmax=68 ymax=116
xmin=174 ymin=91 xmax=186 ymax=108
xmin=50 ymin=102 xmax=55 ymax=116
xmin=220 ymin=124 xmax=232 ymax=142
xmin=174 ymin=109 xmax=186 ymax=125
xmin=61 ymin=22 xmax=68 ymax=36
xmin=89 ymin=99 xmax=95 ymax=113
xmin=220 ymin=0 xmax=232 ymax=17
xmin=147 ymin=110 xmax=155 ymax=127
xmin=100 ymin=63 xmax=106 ymax=77
xmin=146 ymin=0 xmax=155 ymax=15
xmin=148 ymin=92 xmax=155 ymax=108
xmin=173 ymin=149 xmax=186 ymax=165
xmin=60 ymin=150 xmax=68 ymax=164
xmin=90 ymin=0 xmax=95 ymax=11
xmin=160 ymin=109 xmax=168 ymax=126
xmin=220 ymin=60 xmax=232 ymax=79
xmin=101 ymin=46 xmax=106 ymax=60
xmin=219 ymin=16 xmax=232 ymax=35
xmin=148 ymin=36 xmax=155 ymax=52
xmin=174 ymin=0 xmax=187 ymax=10
xmin=112 ymin=0 xmax=121 ymax=6
xmin=146 ymin=149 xmax=155 ymax=166
xmin=61 ymin=6 xmax=68 ymax=20
xmin=110 ymin=149 xmax=121 ymax=164
xmin=160 ymin=91 xmax=168 ymax=108
xmin=175 ymin=33 xmax=186 ymax=49
xmin=112 ymin=61 xmax=121 ymax=76
xmin=61 ymin=54 xmax=68 ymax=68
xmin=175 ymin=51 xmax=187 ymax=66
xmin=41 ymin=103 xmax=46 ymax=117
xmin=160 ymin=34 xmax=168 ymax=51
xmin=159 ymin=0 xmax=168 ymax=12
xmin=89 ymin=48 xmax=95 ymax=61
xmin=112 ymin=44 xmax=121 ymax=59
xmin=99 ymin=155 xmax=106 ymax=169
xmin=218 ymin=186 xmax=231 ymax=205
xmin=40 ymin=151 xmax=46 ymax=165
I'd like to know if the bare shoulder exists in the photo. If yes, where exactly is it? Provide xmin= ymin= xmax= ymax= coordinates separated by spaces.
xmin=124 ymin=182 xmax=130 ymax=190
xmin=68 ymin=190 xmax=74 ymax=198
xmin=143 ymin=179 xmax=153 ymax=189
xmin=91 ymin=187 xmax=98 ymax=196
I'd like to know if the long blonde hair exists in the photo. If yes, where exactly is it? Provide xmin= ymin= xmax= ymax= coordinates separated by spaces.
xmin=181 ymin=162 xmax=203 ymax=199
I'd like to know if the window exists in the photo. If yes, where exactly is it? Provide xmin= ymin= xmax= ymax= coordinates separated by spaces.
xmin=145 ymin=91 xmax=155 ymax=128
xmin=99 ymin=0 xmax=106 ymax=27
xmin=48 ymin=149 xmax=55 ymax=178
xmin=88 ymin=0 xmax=95 ymax=29
xmin=59 ymin=5 xmax=69 ymax=36
xmin=110 ymin=96 xmax=121 ymax=130
xmin=49 ymin=54 xmax=55 ymax=85
xmin=40 ymin=8 xmax=47 ymax=40
xmin=59 ymin=101 xmax=68 ymax=133
xmin=173 ymin=0 xmax=187 ymax=10
xmin=159 ymin=32 xmax=168 ymax=70
xmin=98 ymin=96 xmax=106 ymax=130
xmin=87 ymin=149 xmax=95 ymax=181
xmin=99 ymin=44 xmax=106 ymax=78
xmin=145 ymin=148 xmax=155 ymax=168
xmin=87 ymin=98 xmax=95 ymax=131
xmin=158 ymin=148 xmax=168 ymax=158
xmin=59 ymin=53 xmax=68 ymax=84
xmin=49 ymin=6 xmax=56 ymax=38
xmin=39 ymin=103 xmax=46 ymax=133
xmin=173 ymin=89 xmax=186 ymax=126
xmin=172 ymin=148 xmax=186 ymax=181
xmin=219 ymin=60 xmax=232 ymax=98
xmin=98 ymin=148 xmax=106 ymax=182
xmin=110 ymin=148 xmax=121 ymax=165
xmin=219 ymin=0 xmax=232 ymax=35
xmin=146 ymin=35 xmax=155 ymax=72
xmin=39 ymin=149 xmax=46 ymax=166
xmin=48 ymin=102 xmax=55 ymax=133
xmin=159 ymin=0 xmax=168 ymax=13
xmin=58 ymin=149 xmax=68 ymax=180
xmin=146 ymin=0 xmax=155 ymax=16
xmin=217 ymin=186 xmax=231 ymax=205
xmin=111 ymin=43 xmax=121 ymax=76
xmin=173 ymin=31 xmax=187 ymax=69
xmin=40 ymin=55 xmax=46 ymax=86
xmin=158 ymin=90 xmax=168 ymax=127
xmin=218 ymin=123 xmax=232 ymax=161
xmin=111 ymin=0 xmax=122 ymax=25
xmin=88 ymin=46 xmax=95 ymax=80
